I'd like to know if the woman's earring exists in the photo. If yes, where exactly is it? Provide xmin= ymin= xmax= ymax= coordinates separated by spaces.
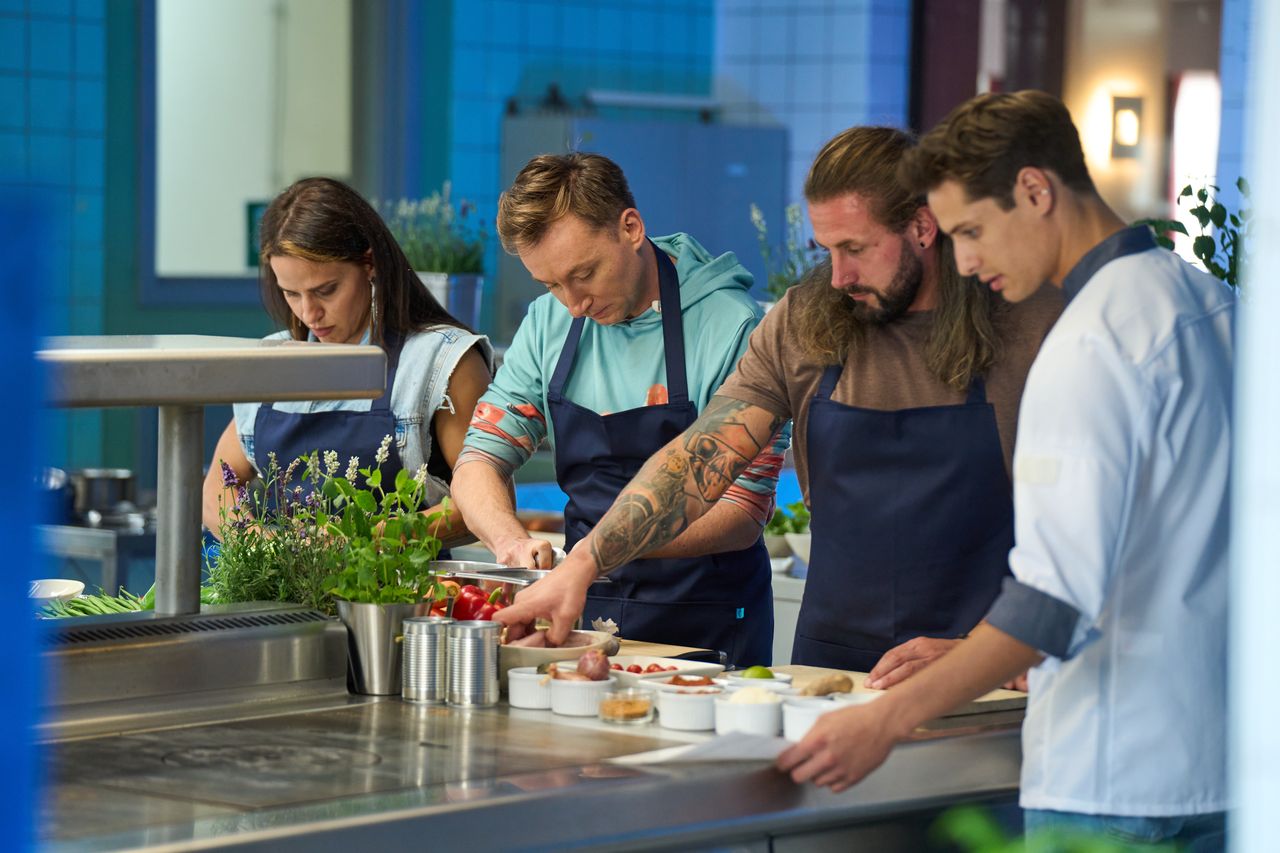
xmin=370 ymin=276 xmax=377 ymax=327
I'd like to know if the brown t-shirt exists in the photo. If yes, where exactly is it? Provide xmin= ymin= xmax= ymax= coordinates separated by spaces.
xmin=719 ymin=284 xmax=1064 ymax=503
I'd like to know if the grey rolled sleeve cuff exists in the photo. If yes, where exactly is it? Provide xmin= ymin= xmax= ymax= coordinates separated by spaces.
xmin=985 ymin=577 xmax=1082 ymax=660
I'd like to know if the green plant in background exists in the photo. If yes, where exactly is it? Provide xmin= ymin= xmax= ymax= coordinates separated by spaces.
xmin=208 ymin=438 xmax=445 ymax=613
xmin=750 ymin=202 xmax=824 ymax=301
xmin=932 ymin=805 xmax=1176 ymax=853
xmin=765 ymin=500 xmax=810 ymax=536
xmin=382 ymin=182 xmax=486 ymax=274
xmin=1139 ymin=177 xmax=1252 ymax=288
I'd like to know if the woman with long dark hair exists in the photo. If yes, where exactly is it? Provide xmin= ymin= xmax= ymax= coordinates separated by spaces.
xmin=200 ymin=177 xmax=493 ymax=546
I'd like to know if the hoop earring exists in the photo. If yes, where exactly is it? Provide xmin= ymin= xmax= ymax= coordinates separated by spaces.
xmin=369 ymin=276 xmax=378 ymax=333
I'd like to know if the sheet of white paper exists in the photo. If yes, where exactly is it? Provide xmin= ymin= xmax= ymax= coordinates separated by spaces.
xmin=607 ymin=732 xmax=790 ymax=765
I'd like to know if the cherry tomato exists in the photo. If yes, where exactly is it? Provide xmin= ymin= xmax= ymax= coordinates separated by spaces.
xmin=644 ymin=663 xmax=664 ymax=674
xmin=610 ymin=663 xmax=623 ymax=670
xmin=665 ymin=665 xmax=678 ymax=671
xmin=626 ymin=664 xmax=643 ymax=674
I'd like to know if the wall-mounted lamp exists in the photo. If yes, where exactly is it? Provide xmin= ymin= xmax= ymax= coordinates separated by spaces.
xmin=1111 ymin=95 xmax=1143 ymax=159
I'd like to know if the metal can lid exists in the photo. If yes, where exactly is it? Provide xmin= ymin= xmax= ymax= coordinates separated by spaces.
xmin=447 ymin=619 xmax=502 ymax=637
xmin=404 ymin=615 xmax=453 ymax=634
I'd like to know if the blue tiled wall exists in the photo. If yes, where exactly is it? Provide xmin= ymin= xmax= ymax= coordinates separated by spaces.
xmin=1216 ymin=0 xmax=1250 ymax=213
xmin=447 ymin=0 xmax=716 ymax=282
xmin=715 ymin=0 xmax=912 ymax=212
xmin=0 ymin=0 xmax=107 ymax=469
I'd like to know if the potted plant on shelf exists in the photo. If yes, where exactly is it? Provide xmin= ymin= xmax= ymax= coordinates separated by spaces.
xmin=208 ymin=439 xmax=446 ymax=695
xmin=750 ymin=202 xmax=824 ymax=305
xmin=382 ymin=183 xmax=487 ymax=329
xmin=764 ymin=500 xmax=811 ymax=566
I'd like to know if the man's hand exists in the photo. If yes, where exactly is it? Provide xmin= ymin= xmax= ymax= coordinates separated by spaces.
xmin=493 ymin=547 xmax=598 ymax=645
xmin=493 ymin=535 xmax=555 ymax=569
xmin=865 ymin=636 xmax=961 ymax=690
xmin=776 ymin=702 xmax=902 ymax=793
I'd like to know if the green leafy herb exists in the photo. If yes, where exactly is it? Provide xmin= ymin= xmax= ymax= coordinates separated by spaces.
xmin=380 ymin=184 xmax=486 ymax=274
xmin=750 ymin=203 xmax=824 ymax=301
xmin=765 ymin=500 xmax=810 ymax=536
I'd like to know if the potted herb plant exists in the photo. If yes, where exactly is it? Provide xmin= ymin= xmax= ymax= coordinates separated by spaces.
xmin=764 ymin=500 xmax=811 ymax=564
xmin=209 ymin=438 xmax=446 ymax=695
xmin=382 ymin=183 xmax=487 ymax=329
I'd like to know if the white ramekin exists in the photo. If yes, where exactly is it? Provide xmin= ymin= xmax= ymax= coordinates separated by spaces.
xmin=506 ymin=666 xmax=552 ymax=710
xmin=714 ymin=695 xmax=782 ymax=736
xmin=782 ymin=697 xmax=841 ymax=741
xmin=550 ymin=675 xmax=617 ymax=716
xmin=655 ymin=686 xmax=721 ymax=731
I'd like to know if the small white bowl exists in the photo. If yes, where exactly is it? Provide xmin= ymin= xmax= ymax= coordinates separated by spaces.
xmin=506 ymin=667 xmax=551 ymax=710
xmin=782 ymin=697 xmax=840 ymax=741
xmin=714 ymin=694 xmax=782 ymax=736
xmin=829 ymin=691 xmax=883 ymax=708
xmin=719 ymin=671 xmax=795 ymax=693
xmin=656 ymin=686 xmax=721 ymax=731
xmin=784 ymin=532 xmax=811 ymax=564
xmin=550 ymin=675 xmax=617 ymax=717
xmin=28 ymin=579 xmax=84 ymax=607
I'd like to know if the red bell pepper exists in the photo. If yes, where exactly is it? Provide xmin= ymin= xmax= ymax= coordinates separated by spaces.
xmin=451 ymin=584 xmax=491 ymax=621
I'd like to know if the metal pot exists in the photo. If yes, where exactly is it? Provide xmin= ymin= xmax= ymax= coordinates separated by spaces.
xmin=70 ymin=468 xmax=136 ymax=518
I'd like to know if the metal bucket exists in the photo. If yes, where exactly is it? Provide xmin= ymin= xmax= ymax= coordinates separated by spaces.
xmin=336 ymin=600 xmax=428 ymax=695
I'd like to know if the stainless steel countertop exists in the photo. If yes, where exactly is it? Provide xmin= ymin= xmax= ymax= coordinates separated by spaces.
xmin=42 ymin=695 xmax=1021 ymax=852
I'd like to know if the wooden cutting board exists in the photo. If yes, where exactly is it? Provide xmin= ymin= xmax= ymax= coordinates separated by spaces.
xmin=773 ymin=664 xmax=1026 ymax=717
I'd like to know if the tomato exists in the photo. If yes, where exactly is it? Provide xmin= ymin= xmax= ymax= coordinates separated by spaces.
xmin=644 ymin=663 xmax=664 ymax=673
xmin=610 ymin=663 xmax=623 ymax=670
xmin=665 ymin=665 xmax=678 ymax=671
xmin=626 ymin=664 xmax=643 ymax=674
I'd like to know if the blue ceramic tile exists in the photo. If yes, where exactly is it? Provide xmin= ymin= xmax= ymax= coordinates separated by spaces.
xmin=527 ymin=2 xmax=557 ymax=50
xmin=75 ymin=0 xmax=106 ymax=20
xmin=561 ymin=3 xmax=596 ymax=51
xmin=27 ymin=132 xmax=72 ymax=186
xmin=73 ymin=77 xmax=103 ymax=131
xmin=74 ymin=134 xmax=102 ymax=188
xmin=0 ymin=18 xmax=24 ymax=72
xmin=791 ymin=60 xmax=827 ymax=108
xmin=71 ymin=244 xmax=102 ymax=300
xmin=452 ymin=0 xmax=485 ymax=41
xmin=594 ymin=7 xmax=623 ymax=53
xmin=29 ymin=76 xmax=73 ymax=130
xmin=30 ymin=0 xmax=73 ymax=17
xmin=0 ymin=130 xmax=24 ymax=181
xmin=29 ymin=20 xmax=72 ymax=75
xmin=74 ymin=20 xmax=103 ymax=75
xmin=72 ymin=189 xmax=100 ymax=244
xmin=0 ymin=73 xmax=23 ymax=128
xmin=0 ymin=0 xmax=24 ymax=13
xmin=489 ymin=0 xmax=522 ymax=47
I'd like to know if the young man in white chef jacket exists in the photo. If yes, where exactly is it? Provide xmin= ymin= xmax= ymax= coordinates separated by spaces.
xmin=777 ymin=90 xmax=1232 ymax=850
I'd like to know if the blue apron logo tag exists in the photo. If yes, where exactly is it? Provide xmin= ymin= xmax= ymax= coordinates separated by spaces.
xmin=736 ymin=607 xmax=745 ymax=620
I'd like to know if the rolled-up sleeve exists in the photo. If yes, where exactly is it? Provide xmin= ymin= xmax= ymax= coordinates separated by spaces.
xmin=989 ymin=334 xmax=1142 ymax=659
xmin=458 ymin=308 xmax=549 ymax=480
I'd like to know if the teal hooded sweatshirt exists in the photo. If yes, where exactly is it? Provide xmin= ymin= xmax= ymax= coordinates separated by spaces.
xmin=459 ymin=232 xmax=789 ymax=516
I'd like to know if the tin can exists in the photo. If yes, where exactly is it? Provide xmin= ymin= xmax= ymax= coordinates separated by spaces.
xmin=402 ymin=615 xmax=453 ymax=703
xmin=447 ymin=620 xmax=501 ymax=707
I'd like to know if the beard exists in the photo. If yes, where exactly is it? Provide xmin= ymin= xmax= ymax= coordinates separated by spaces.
xmin=840 ymin=240 xmax=924 ymax=325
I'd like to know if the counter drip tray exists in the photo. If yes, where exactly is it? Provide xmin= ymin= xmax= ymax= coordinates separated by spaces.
xmin=40 ymin=603 xmax=349 ymax=741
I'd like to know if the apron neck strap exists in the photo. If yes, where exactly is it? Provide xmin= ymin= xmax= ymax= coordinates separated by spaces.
xmin=965 ymin=375 xmax=987 ymax=405
xmin=373 ymin=333 xmax=405 ymax=412
xmin=548 ymin=240 xmax=689 ymax=404
xmin=815 ymin=362 xmax=843 ymax=399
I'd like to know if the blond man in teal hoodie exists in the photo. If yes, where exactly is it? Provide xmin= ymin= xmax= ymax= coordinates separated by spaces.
xmin=452 ymin=152 xmax=789 ymax=665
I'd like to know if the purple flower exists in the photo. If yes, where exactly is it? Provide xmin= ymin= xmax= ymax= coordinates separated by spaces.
xmin=220 ymin=462 xmax=239 ymax=488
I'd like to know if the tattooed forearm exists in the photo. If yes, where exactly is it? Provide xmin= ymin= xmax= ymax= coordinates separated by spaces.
xmin=588 ymin=396 xmax=787 ymax=574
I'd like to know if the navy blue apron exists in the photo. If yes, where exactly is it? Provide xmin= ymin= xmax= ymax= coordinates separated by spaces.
xmin=549 ymin=242 xmax=773 ymax=667
xmin=254 ymin=336 xmax=411 ymax=519
xmin=792 ymin=363 xmax=1013 ymax=671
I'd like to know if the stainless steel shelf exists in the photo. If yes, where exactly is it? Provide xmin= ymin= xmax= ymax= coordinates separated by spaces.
xmin=38 ymin=335 xmax=388 ymax=615
xmin=39 ymin=334 xmax=386 ymax=407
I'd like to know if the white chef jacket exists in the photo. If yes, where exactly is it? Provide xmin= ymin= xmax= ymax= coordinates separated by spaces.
xmin=985 ymin=227 xmax=1233 ymax=816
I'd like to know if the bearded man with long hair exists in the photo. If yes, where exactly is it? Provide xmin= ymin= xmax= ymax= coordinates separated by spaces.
xmin=496 ymin=128 xmax=1062 ymax=684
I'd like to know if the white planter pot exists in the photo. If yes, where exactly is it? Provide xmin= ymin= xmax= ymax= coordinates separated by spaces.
xmin=416 ymin=271 xmax=485 ymax=330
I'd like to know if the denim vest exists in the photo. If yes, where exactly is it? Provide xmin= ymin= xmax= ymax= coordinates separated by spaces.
xmin=233 ymin=326 xmax=493 ymax=506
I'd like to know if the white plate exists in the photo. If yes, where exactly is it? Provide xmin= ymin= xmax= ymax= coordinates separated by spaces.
xmin=606 ymin=655 xmax=724 ymax=687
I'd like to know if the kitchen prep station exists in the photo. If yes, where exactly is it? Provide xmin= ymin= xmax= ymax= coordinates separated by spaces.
xmin=35 ymin=335 xmax=1024 ymax=852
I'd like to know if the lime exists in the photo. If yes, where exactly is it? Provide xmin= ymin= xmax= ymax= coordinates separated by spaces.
xmin=741 ymin=665 xmax=775 ymax=679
